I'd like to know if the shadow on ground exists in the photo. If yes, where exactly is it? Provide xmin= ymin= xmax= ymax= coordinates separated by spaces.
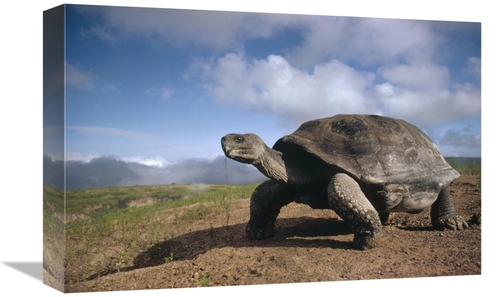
xmin=132 ymin=217 xmax=352 ymax=270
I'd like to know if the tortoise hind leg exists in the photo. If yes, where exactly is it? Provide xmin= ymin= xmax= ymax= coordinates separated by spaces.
xmin=246 ymin=180 xmax=294 ymax=239
xmin=328 ymin=173 xmax=382 ymax=250
xmin=431 ymin=185 xmax=469 ymax=231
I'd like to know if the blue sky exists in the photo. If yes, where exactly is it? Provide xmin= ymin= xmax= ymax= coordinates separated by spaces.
xmin=43 ymin=4 xmax=481 ymax=189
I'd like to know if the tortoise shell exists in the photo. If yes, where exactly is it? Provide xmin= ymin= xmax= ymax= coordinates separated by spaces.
xmin=273 ymin=114 xmax=459 ymax=188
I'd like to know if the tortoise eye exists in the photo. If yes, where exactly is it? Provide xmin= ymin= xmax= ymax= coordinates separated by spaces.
xmin=234 ymin=136 xmax=244 ymax=143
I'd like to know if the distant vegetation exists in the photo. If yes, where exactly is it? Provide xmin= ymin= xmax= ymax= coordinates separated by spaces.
xmin=61 ymin=183 xmax=258 ymax=220
xmin=445 ymin=157 xmax=481 ymax=175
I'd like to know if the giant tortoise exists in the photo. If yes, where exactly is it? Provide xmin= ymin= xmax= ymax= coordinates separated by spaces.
xmin=221 ymin=114 xmax=468 ymax=250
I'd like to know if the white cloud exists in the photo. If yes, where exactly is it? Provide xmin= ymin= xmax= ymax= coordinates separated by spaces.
xmin=203 ymin=53 xmax=377 ymax=125
xmin=373 ymin=62 xmax=481 ymax=125
xmin=378 ymin=63 xmax=450 ymax=90
xmin=198 ymin=52 xmax=480 ymax=128
xmin=374 ymin=83 xmax=480 ymax=125
xmin=75 ymin=6 xmax=481 ymax=136
xmin=121 ymin=156 xmax=169 ymax=167
xmin=64 ymin=152 xmax=169 ymax=167
xmin=79 ymin=8 xmax=442 ymax=69
xmin=286 ymin=17 xmax=439 ymax=68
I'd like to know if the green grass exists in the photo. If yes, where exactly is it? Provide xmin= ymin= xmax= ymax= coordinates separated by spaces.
xmin=64 ymin=185 xmax=184 ymax=218
xmin=60 ymin=183 xmax=259 ymax=220
xmin=445 ymin=157 xmax=481 ymax=175
xmin=43 ymin=186 xmax=66 ymax=288
xmin=43 ymin=185 xmax=65 ymax=214
xmin=199 ymin=272 xmax=211 ymax=287
xmin=44 ymin=182 xmax=260 ymax=283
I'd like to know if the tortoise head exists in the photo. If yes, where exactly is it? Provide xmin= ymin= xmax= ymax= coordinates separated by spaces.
xmin=221 ymin=133 xmax=266 ymax=164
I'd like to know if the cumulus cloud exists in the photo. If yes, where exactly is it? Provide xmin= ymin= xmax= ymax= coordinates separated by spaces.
xmin=73 ymin=7 xmax=480 ymax=128
xmin=194 ymin=52 xmax=480 ymax=128
xmin=286 ymin=17 xmax=439 ymax=68
xmin=43 ymin=154 xmax=265 ymax=191
xmin=198 ymin=52 xmax=377 ymax=125
xmin=378 ymin=63 xmax=450 ymax=91
xmin=76 ymin=7 xmax=445 ymax=69
xmin=373 ymin=83 xmax=480 ymax=126
xmin=373 ymin=59 xmax=481 ymax=125
xmin=69 ymin=7 xmax=480 ymax=155
xmin=153 ymin=12 xmax=477 ymax=128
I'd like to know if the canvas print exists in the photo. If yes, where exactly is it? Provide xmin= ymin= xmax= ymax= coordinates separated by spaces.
xmin=43 ymin=4 xmax=481 ymax=293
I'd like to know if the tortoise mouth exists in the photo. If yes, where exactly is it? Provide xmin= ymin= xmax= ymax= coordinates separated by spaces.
xmin=233 ymin=156 xmax=251 ymax=163
xmin=223 ymin=148 xmax=253 ymax=164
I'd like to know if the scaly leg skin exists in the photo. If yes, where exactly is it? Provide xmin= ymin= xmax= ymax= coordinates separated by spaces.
xmin=431 ymin=185 xmax=469 ymax=231
xmin=246 ymin=180 xmax=294 ymax=240
xmin=328 ymin=173 xmax=382 ymax=250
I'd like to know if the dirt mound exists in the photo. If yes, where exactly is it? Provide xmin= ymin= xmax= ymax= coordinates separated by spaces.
xmin=59 ymin=175 xmax=481 ymax=292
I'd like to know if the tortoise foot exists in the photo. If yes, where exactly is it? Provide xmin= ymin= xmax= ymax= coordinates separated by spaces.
xmin=433 ymin=214 xmax=469 ymax=231
xmin=353 ymin=229 xmax=381 ymax=250
xmin=246 ymin=223 xmax=275 ymax=240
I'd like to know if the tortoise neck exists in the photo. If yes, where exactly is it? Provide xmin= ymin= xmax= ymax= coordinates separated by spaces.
xmin=254 ymin=146 xmax=318 ymax=184
xmin=254 ymin=147 xmax=290 ymax=183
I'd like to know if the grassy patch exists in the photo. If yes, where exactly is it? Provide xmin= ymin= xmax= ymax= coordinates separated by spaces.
xmin=53 ymin=182 xmax=260 ymax=283
xmin=43 ymin=185 xmax=66 ymax=288
xmin=445 ymin=157 xmax=481 ymax=175
xmin=199 ymin=272 xmax=211 ymax=287
xmin=445 ymin=157 xmax=481 ymax=190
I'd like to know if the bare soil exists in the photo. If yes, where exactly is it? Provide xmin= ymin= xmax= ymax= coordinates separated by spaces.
xmin=49 ymin=175 xmax=481 ymax=293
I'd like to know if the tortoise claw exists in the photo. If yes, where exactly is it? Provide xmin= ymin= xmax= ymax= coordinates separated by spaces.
xmin=433 ymin=214 xmax=469 ymax=231
xmin=353 ymin=229 xmax=381 ymax=250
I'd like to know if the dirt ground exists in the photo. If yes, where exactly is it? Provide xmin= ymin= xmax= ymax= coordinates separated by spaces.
xmin=48 ymin=175 xmax=481 ymax=293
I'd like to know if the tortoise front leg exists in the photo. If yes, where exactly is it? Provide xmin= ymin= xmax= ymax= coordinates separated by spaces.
xmin=328 ymin=173 xmax=383 ymax=250
xmin=246 ymin=180 xmax=294 ymax=239
xmin=431 ymin=185 xmax=469 ymax=231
